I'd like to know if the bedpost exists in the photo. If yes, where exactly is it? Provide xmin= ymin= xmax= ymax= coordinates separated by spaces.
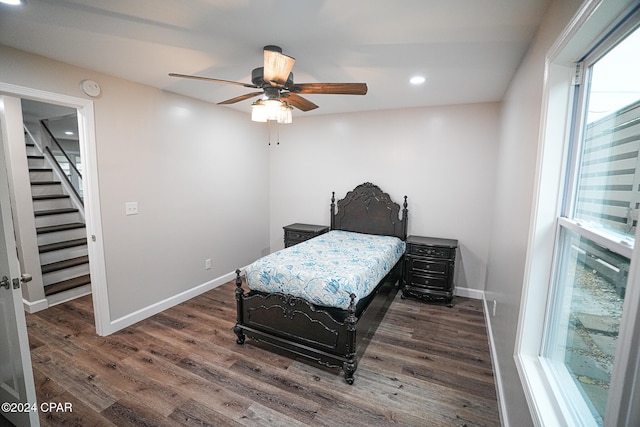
xmin=234 ymin=269 xmax=246 ymax=344
xmin=330 ymin=191 xmax=336 ymax=230
xmin=343 ymin=293 xmax=358 ymax=384
xmin=402 ymin=195 xmax=408 ymax=240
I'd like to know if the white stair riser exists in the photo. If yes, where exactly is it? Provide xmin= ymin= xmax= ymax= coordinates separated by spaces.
xmin=39 ymin=245 xmax=88 ymax=265
xmin=31 ymin=184 xmax=63 ymax=196
xmin=35 ymin=211 xmax=82 ymax=227
xmin=25 ymin=146 xmax=40 ymax=157
xmin=29 ymin=170 xmax=54 ymax=181
xmin=32 ymin=197 xmax=72 ymax=211
xmin=27 ymin=157 xmax=45 ymax=168
xmin=43 ymin=263 xmax=90 ymax=286
xmin=37 ymin=227 xmax=86 ymax=246
xmin=47 ymin=284 xmax=92 ymax=306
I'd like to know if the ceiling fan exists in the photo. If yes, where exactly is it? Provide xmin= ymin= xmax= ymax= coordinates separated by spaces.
xmin=169 ymin=45 xmax=367 ymax=117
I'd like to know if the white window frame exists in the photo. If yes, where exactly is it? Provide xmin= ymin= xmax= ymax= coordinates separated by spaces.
xmin=515 ymin=1 xmax=640 ymax=426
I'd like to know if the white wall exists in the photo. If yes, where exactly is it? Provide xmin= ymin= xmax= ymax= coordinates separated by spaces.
xmin=0 ymin=44 xmax=270 ymax=322
xmin=484 ymin=0 xmax=584 ymax=425
xmin=269 ymin=104 xmax=500 ymax=295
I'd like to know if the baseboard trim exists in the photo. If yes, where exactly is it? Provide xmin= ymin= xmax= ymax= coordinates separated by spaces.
xmin=23 ymin=297 xmax=48 ymax=313
xmin=454 ymin=286 xmax=484 ymax=299
xmin=105 ymin=269 xmax=240 ymax=335
xmin=483 ymin=296 xmax=509 ymax=427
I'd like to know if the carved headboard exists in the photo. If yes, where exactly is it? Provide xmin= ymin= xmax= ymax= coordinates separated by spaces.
xmin=330 ymin=182 xmax=408 ymax=240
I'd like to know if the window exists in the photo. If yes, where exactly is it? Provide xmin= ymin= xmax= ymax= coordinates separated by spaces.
xmin=540 ymin=16 xmax=640 ymax=427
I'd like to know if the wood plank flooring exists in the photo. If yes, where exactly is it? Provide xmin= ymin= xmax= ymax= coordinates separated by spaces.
xmin=25 ymin=281 xmax=501 ymax=426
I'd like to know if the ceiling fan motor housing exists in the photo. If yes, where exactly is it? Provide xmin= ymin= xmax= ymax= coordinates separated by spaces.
xmin=251 ymin=67 xmax=294 ymax=89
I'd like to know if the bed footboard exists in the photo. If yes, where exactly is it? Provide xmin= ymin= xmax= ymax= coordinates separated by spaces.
xmin=233 ymin=262 xmax=400 ymax=384
xmin=234 ymin=270 xmax=358 ymax=381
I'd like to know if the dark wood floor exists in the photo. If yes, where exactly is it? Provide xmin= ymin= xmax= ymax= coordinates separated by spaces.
xmin=25 ymin=280 xmax=501 ymax=426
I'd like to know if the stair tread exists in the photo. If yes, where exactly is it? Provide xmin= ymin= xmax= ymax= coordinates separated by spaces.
xmin=34 ymin=207 xmax=79 ymax=216
xmin=31 ymin=181 xmax=62 ymax=186
xmin=33 ymin=194 xmax=70 ymax=200
xmin=37 ymin=223 xmax=86 ymax=234
xmin=39 ymin=238 xmax=87 ymax=253
xmin=42 ymin=255 xmax=89 ymax=274
xmin=44 ymin=274 xmax=91 ymax=296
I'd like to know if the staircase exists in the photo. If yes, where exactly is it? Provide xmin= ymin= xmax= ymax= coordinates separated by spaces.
xmin=26 ymin=140 xmax=91 ymax=299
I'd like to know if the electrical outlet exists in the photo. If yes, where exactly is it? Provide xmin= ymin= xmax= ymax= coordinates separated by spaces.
xmin=492 ymin=300 xmax=497 ymax=317
xmin=125 ymin=202 xmax=138 ymax=215
xmin=205 ymin=258 xmax=211 ymax=270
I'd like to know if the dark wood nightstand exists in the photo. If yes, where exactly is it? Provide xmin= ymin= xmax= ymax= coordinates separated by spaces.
xmin=283 ymin=223 xmax=330 ymax=247
xmin=402 ymin=235 xmax=458 ymax=305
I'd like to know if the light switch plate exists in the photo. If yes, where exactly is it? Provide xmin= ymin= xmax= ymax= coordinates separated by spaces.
xmin=125 ymin=202 xmax=138 ymax=215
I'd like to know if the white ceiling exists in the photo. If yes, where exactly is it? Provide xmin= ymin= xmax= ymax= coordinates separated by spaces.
xmin=0 ymin=0 xmax=551 ymax=117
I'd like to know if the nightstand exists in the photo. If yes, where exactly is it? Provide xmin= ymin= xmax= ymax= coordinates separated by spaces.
xmin=283 ymin=223 xmax=330 ymax=247
xmin=402 ymin=235 xmax=458 ymax=305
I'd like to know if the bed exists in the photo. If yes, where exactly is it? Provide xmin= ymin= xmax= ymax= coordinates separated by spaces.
xmin=233 ymin=182 xmax=408 ymax=384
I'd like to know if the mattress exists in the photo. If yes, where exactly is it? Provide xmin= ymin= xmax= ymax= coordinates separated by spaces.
xmin=244 ymin=230 xmax=406 ymax=309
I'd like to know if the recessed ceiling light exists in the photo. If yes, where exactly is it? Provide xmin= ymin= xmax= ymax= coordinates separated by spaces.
xmin=410 ymin=76 xmax=426 ymax=85
xmin=65 ymin=131 xmax=74 ymax=135
xmin=0 ymin=0 xmax=25 ymax=5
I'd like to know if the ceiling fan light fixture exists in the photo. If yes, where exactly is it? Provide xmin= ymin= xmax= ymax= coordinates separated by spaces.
xmin=264 ymin=99 xmax=282 ymax=121
xmin=278 ymin=102 xmax=293 ymax=124
xmin=251 ymin=99 xmax=292 ymax=124
xmin=251 ymin=100 xmax=268 ymax=122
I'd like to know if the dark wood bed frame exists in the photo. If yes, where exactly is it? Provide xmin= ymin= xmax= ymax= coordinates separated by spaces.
xmin=233 ymin=182 xmax=408 ymax=384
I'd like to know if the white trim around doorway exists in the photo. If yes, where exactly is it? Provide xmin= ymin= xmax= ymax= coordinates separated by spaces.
xmin=0 ymin=82 xmax=110 ymax=336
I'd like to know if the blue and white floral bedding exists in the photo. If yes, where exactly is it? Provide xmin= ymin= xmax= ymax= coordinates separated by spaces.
xmin=245 ymin=230 xmax=406 ymax=309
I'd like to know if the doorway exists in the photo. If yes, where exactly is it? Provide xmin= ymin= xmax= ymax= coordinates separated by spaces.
xmin=0 ymin=83 xmax=109 ymax=336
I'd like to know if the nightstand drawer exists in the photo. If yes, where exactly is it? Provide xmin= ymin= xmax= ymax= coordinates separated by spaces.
xmin=408 ymin=244 xmax=453 ymax=259
xmin=407 ymin=257 xmax=448 ymax=275
xmin=285 ymin=230 xmax=316 ymax=242
xmin=283 ymin=223 xmax=330 ymax=248
xmin=406 ymin=272 xmax=448 ymax=290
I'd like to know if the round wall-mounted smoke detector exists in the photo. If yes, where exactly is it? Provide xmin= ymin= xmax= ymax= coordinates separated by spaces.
xmin=80 ymin=79 xmax=101 ymax=97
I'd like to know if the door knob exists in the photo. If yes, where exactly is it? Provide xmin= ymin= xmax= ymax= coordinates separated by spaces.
xmin=0 ymin=276 xmax=9 ymax=290
xmin=11 ymin=273 xmax=32 ymax=289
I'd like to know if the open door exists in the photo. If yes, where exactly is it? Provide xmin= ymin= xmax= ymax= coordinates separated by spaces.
xmin=0 ymin=104 xmax=39 ymax=426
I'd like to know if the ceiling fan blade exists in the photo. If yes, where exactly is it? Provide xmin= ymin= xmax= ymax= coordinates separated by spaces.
xmin=281 ymin=93 xmax=319 ymax=112
xmin=290 ymin=83 xmax=368 ymax=95
xmin=169 ymin=73 xmax=258 ymax=89
xmin=263 ymin=49 xmax=295 ymax=87
xmin=217 ymin=92 xmax=263 ymax=105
